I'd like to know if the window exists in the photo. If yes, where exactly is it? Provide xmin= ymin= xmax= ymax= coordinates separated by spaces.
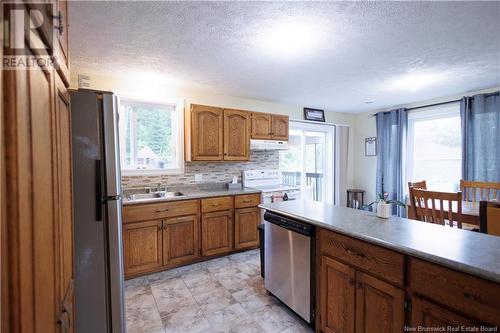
xmin=279 ymin=121 xmax=334 ymax=203
xmin=118 ymin=98 xmax=183 ymax=174
xmin=407 ymin=103 xmax=461 ymax=192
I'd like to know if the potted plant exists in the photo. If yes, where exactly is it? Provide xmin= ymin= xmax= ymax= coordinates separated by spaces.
xmin=365 ymin=193 xmax=406 ymax=218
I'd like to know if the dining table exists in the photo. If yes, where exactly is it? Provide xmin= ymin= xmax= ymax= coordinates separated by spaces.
xmin=407 ymin=200 xmax=480 ymax=227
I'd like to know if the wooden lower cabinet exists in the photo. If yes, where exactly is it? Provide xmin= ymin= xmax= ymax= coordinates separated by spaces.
xmin=318 ymin=256 xmax=404 ymax=333
xmin=320 ymin=256 xmax=356 ymax=333
xmin=411 ymin=296 xmax=476 ymax=327
xmin=163 ymin=215 xmax=200 ymax=266
xmin=355 ymin=272 xmax=405 ymax=333
xmin=201 ymin=210 xmax=233 ymax=256
xmin=123 ymin=220 xmax=163 ymax=276
xmin=234 ymin=207 xmax=260 ymax=249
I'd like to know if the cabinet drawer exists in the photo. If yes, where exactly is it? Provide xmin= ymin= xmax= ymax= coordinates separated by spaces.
xmin=408 ymin=258 xmax=500 ymax=325
xmin=234 ymin=194 xmax=260 ymax=208
xmin=318 ymin=229 xmax=404 ymax=285
xmin=201 ymin=196 xmax=234 ymax=213
xmin=123 ymin=200 xmax=199 ymax=223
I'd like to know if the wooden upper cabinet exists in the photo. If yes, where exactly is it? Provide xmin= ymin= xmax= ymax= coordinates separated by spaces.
xmin=320 ymin=256 xmax=356 ymax=333
xmin=53 ymin=0 xmax=70 ymax=86
xmin=271 ymin=115 xmax=289 ymax=140
xmin=123 ymin=220 xmax=163 ymax=276
xmin=355 ymin=272 xmax=405 ymax=333
xmin=251 ymin=112 xmax=272 ymax=139
xmin=223 ymin=109 xmax=250 ymax=161
xmin=163 ymin=215 xmax=200 ymax=266
xmin=191 ymin=104 xmax=224 ymax=161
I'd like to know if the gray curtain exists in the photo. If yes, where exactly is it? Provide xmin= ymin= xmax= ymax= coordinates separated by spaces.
xmin=461 ymin=93 xmax=500 ymax=182
xmin=334 ymin=125 xmax=349 ymax=206
xmin=376 ymin=108 xmax=407 ymax=217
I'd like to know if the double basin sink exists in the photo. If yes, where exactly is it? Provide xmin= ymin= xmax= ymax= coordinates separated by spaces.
xmin=126 ymin=191 xmax=185 ymax=203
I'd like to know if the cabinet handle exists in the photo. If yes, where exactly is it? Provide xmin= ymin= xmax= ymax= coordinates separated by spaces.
xmin=212 ymin=203 xmax=220 ymax=206
xmin=53 ymin=11 xmax=64 ymax=35
xmin=242 ymin=199 xmax=252 ymax=203
xmin=348 ymin=278 xmax=355 ymax=286
xmin=346 ymin=248 xmax=366 ymax=258
xmin=155 ymin=208 xmax=169 ymax=213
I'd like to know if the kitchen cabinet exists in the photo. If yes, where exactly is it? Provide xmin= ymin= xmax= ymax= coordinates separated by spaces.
xmin=163 ymin=215 xmax=200 ymax=266
xmin=224 ymin=109 xmax=250 ymax=160
xmin=251 ymin=112 xmax=289 ymax=140
xmin=411 ymin=296 xmax=476 ymax=328
xmin=190 ymin=104 xmax=224 ymax=161
xmin=53 ymin=0 xmax=70 ymax=86
xmin=123 ymin=220 xmax=163 ymax=276
xmin=201 ymin=210 xmax=234 ymax=256
xmin=234 ymin=207 xmax=260 ymax=250
xmin=251 ymin=112 xmax=272 ymax=139
xmin=271 ymin=115 xmax=289 ymax=140
xmin=319 ymin=256 xmax=356 ymax=333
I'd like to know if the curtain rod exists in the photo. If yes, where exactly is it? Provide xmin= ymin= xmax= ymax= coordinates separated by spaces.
xmin=371 ymin=91 xmax=500 ymax=116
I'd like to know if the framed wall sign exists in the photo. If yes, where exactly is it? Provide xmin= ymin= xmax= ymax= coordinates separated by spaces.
xmin=304 ymin=108 xmax=325 ymax=122
xmin=365 ymin=137 xmax=377 ymax=156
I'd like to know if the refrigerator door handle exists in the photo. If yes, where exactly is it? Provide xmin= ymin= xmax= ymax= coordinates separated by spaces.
xmin=95 ymin=159 xmax=103 ymax=221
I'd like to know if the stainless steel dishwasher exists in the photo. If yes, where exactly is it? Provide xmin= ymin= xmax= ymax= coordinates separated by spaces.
xmin=264 ymin=211 xmax=315 ymax=324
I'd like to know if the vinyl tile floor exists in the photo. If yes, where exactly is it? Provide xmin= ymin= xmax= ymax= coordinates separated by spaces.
xmin=125 ymin=249 xmax=314 ymax=333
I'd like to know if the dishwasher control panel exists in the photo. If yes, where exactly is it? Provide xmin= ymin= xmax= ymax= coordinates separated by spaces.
xmin=264 ymin=211 xmax=313 ymax=236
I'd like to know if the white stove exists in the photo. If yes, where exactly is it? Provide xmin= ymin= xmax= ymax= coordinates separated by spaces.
xmin=243 ymin=169 xmax=301 ymax=204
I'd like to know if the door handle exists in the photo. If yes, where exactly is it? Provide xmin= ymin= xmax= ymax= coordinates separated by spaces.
xmin=95 ymin=160 xmax=103 ymax=221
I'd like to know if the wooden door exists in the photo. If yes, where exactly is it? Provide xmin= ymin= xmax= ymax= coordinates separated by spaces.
xmin=223 ymin=109 xmax=250 ymax=161
xmin=53 ymin=0 xmax=70 ymax=86
xmin=191 ymin=104 xmax=223 ymax=160
xmin=355 ymin=272 xmax=404 ymax=333
xmin=251 ymin=112 xmax=272 ymax=139
xmin=123 ymin=220 xmax=163 ymax=276
xmin=234 ymin=207 xmax=260 ymax=249
xmin=271 ymin=115 xmax=289 ymax=140
xmin=163 ymin=215 xmax=200 ymax=266
xmin=411 ymin=296 xmax=476 ymax=328
xmin=54 ymin=73 xmax=74 ymax=333
xmin=319 ymin=256 xmax=356 ymax=333
xmin=201 ymin=210 xmax=233 ymax=256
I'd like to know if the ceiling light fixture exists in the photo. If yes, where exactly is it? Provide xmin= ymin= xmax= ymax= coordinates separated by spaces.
xmin=383 ymin=72 xmax=447 ymax=92
xmin=255 ymin=18 xmax=325 ymax=59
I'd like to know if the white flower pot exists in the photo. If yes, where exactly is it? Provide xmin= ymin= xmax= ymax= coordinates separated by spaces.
xmin=377 ymin=202 xmax=392 ymax=218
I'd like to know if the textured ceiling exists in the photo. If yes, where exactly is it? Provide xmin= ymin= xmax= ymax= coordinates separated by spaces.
xmin=69 ymin=1 xmax=500 ymax=113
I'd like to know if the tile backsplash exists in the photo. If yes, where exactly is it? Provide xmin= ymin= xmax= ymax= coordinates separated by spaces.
xmin=121 ymin=150 xmax=279 ymax=190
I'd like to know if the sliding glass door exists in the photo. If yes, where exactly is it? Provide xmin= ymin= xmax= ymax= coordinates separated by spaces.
xmin=279 ymin=121 xmax=334 ymax=203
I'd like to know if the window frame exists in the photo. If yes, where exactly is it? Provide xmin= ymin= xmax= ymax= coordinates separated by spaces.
xmin=118 ymin=97 xmax=185 ymax=176
xmin=406 ymin=102 xmax=461 ymax=195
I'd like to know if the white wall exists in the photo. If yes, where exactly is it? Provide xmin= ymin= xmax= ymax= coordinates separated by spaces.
xmin=71 ymin=72 xmax=356 ymax=190
xmin=352 ymin=85 xmax=500 ymax=204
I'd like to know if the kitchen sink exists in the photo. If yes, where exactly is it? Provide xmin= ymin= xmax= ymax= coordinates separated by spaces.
xmin=126 ymin=191 xmax=185 ymax=202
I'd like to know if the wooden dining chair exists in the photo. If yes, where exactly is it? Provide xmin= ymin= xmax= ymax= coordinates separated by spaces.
xmin=460 ymin=180 xmax=500 ymax=202
xmin=410 ymin=188 xmax=463 ymax=228
xmin=408 ymin=181 xmax=427 ymax=218
xmin=479 ymin=201 xmax=500 ymax=236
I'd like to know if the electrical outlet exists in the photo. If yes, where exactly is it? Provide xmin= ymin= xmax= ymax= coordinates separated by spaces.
xmin=194 ymin=174 xmax=203 ymax=182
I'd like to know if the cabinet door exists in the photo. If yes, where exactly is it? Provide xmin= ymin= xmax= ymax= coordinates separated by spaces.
xmin=224 ymin=109 xmax=250 ymax=161
xmin=355 ymin=272 xmax=404 ymax=333
xmin=53 ymin=0 xmax=70 ymax=86
xmin=271 ymin=115 xmax=289 ymax=140
xmin=319 ymin=256 xmax=356 ymax=333
xmin=123 ymin=220 xmax=163 ymax=276
xmin=191 ymin=104 xmax=223 ymax=160
xmin=234 ymin=207 xmax=260 ymax=249
xmin=54 ymin=72 xmax=74 ymax=333
xmin=163 ymin=215 xmax=200 ymax=266
xmin=251 ymin=112 xmax=272 ymax=139
xmin=201 ymin=210 xmax=233 ymax=256
xmin=411 ymin=296 xmax=476 ymax=328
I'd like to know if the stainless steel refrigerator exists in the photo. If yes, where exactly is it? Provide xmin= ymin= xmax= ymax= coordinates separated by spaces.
xmin=71 ymin=89 xmax=125 ymax=333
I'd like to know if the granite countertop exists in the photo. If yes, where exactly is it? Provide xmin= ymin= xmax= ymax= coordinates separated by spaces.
xmin=122 ymin=184 xmax=261 ymax=206
xmin=259 ymin=200 xmax=500 ymax=284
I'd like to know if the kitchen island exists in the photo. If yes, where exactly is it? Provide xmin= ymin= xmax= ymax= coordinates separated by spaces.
xmin=260 ymin=200 xmax=500 ymax=332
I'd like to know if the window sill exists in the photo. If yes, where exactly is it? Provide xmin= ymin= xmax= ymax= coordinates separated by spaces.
xmin=121 ymin=168 xmax=184 ymax=177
